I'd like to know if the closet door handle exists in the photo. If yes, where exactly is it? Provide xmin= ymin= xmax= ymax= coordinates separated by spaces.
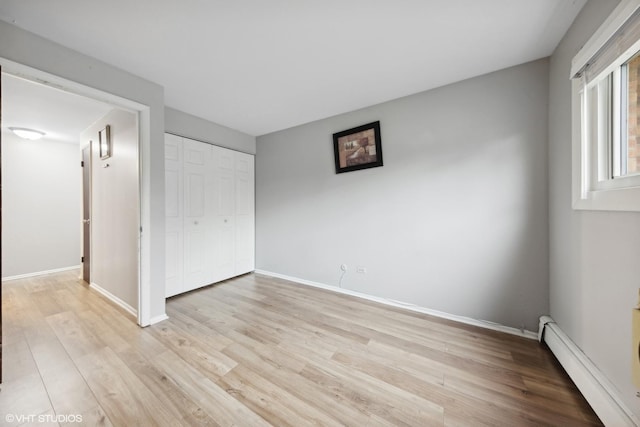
xmin=194 ymin=220 xmax=199 ymax=225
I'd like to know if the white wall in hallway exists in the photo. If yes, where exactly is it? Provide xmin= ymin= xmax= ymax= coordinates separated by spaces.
xmin=1 ymin=131 xmax=81 ymax=278
xmin=83 ymin=109 xmax=139 ymax=312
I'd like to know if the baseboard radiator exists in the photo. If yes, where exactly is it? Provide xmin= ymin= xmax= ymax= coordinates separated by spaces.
xmin=539 ymin=316 xmax=638 ymax=426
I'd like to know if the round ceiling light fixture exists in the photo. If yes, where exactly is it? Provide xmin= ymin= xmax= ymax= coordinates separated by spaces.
xmin=9 ymin=127 xmax=46 ymax=140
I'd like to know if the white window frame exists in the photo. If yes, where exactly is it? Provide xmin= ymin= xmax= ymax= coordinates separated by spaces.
xmin=572 ymin=0 xmax=640 ymax=211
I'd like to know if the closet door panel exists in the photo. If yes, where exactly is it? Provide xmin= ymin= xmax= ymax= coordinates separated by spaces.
xmin=219 ymin=148 xmax=235 ymax=217
xmin=165 ymin=134 xmax=184 ymax=297
xmin=165 ymin=231 xmax=182 ymax=296
xmin=235 ymin=152 xmax=255 ymax=275
xmin=219 ymin=149 xmax=234 ymax=172
xmin=183 ymin=139 xmax=212 ymax=290
xmin=183 ymin=229 xmax=206 ymax=287
xmin=211 ymin=145 xmax=235 ymax=281
xmin=235 ymin=216 xmax=252 ymax=274
xmin=185 ymin=172 xmax=205 ymax=217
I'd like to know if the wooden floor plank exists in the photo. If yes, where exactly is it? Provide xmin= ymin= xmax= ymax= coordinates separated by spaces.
xmin=75 ymin=346 xmax=183 ymax=426
xmin=0 ymin=373 xmax=54 ymax=425
xmin=152 ymin=349 xmax=271 ymax=427
xmin=221 ymin=342 xmax=389 ymax=426
xmin=116 ymin=347 xmax=221 ymax=426
xmin=147 ymin=321 xmax=237 ymax=380
xmin=0 ymin=270 xmax=603 ymax=426
xmin=38 ymin=362 xmax=109 ymax=422
xmin=46 ymin=310 xmax=106 ymax=359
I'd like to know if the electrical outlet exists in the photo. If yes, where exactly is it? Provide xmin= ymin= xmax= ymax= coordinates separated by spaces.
xmin=340 ymin=264 xmax=348 ymax=272
xmin=356 ymin=266 xmax=367 ymax=274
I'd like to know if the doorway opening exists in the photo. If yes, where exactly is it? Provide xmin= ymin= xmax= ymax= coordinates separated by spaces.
xmin=0 ymin=60 xmax=152 ymax=327
xmin=1 ymin=73 xmax=112 ymax=284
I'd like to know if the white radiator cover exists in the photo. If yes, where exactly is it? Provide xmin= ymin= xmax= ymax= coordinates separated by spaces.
xmin=539 ymin=316 xmax=638 ymax=427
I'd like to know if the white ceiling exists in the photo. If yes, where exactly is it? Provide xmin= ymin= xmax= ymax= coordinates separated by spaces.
xmin=1 ymin=73 xmax=112 ymax=144
xmin=0 ymin=0 xmax=586 ymax=136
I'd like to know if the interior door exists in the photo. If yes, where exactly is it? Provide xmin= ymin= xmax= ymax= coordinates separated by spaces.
xmin=165 ymin=134 xmax=184 ymax=297
xmin=183 ymin=139 xmax=210 ymax=290
xmin=81 ymin=144 xmax=91 ymax=283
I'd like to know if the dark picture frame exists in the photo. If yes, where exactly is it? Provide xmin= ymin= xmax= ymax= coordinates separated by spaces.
xmin=333 ymin=121 xmax=383 ymax=174
xmin=99 ymin=125 xmax=111 ymax=160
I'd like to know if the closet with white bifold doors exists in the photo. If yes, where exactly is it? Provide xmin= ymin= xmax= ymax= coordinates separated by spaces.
xmin=164 ymin=133 xmax=255 ymax=297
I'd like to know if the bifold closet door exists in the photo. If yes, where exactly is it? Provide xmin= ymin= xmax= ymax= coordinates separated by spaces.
xmin=234 ymin=152 xmax=255 ymax=275
xmin=165 ymin=134 xmax=184 ymax=297
xmin=165 ymin=134 xmax=255 ymax=297
xmin=211 ymin=145 xmax=236 ymax=282
xmin=183 ymin=139 xmax=211 ymax=291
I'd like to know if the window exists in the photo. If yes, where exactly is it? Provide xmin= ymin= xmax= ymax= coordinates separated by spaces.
xmin=622 ymin=54 xmax=640 ymax=176
xmin=572 ymin=0 xmax=640 ymax=211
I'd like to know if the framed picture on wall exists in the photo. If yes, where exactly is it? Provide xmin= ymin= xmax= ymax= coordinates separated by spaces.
xmin=333 ymin=121 xmax=383 ymax=174
xmin=99 ymin=125 xmax=111 ymax=160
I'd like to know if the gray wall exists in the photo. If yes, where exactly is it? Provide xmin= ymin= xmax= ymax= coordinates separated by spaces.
xmin=83 ymin=109 xmax=139 ymax=311
xmin=165 ymin=107 xmax=256 ymax=154
xmin=1 ymin=132 xmax=80 ymax=278
xmin=549 ymin=0 xmax=640 ymax=419
xmin=0 ymin=20 xmax=166 ymax=321
xmin=256 ymin=59 xmax=550 ymax=331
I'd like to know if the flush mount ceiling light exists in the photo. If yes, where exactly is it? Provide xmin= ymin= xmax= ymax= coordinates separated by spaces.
xmin=9 ymin=127 xmax=46 ymax=140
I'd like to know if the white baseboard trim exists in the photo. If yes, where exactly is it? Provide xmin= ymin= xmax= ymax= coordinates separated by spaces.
xmin=89 ymin=282 xmax=138 ymax=318
xmin=2 ymin=265 xmax=81 ymax=282
xmin=254 ymin=269 xmax=538 ymax=340
xmin=540 ymin=316 xmax=639 ymax=427
xmin=147 ymin=314 xmax=169 ymax=326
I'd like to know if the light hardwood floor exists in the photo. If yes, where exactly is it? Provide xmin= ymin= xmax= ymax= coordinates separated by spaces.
xmin=0 ymin=270 xmax=601 ymax=426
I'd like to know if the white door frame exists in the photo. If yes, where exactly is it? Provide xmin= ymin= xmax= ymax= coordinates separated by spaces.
xmin=0 ymin=57 xmax=152 ymax=326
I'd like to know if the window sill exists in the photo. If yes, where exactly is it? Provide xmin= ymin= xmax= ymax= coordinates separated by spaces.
xmin=573 ymin=186 xmax=640 ymax=212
